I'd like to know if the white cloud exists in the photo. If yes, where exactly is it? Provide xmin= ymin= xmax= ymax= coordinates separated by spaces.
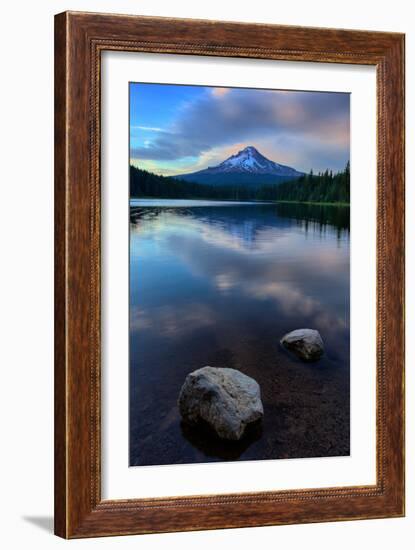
xmin=131 ymin=125 xmax=164 ymax=132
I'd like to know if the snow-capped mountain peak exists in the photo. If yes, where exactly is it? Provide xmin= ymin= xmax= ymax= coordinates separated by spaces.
xmin=203 ymin=146 xmax=302 ymax=177
xmin=172 ymin=146 xmax=304 ymax=187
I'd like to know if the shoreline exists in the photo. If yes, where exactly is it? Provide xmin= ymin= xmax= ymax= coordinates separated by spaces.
xmin=130 ymin=197 xmax=350 ymax=207
xmin=273 ymin=200 xmax=350 ymax=207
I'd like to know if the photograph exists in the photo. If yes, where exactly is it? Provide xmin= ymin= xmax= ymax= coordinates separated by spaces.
xmin=129 ymin=82 xmax=351 ymax=467
xmin=1 ymin=0 xmax=408 ymax=544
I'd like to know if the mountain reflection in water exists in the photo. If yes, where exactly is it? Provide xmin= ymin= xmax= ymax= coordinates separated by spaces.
xmin=129 ymin=201 xmax=350 ymax=466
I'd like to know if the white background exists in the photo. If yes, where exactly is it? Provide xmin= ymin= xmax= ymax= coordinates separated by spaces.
xmin=102 ymin=52 xmax=376 ymax=499
xmin=0 ymin=0 xmax=413 ymax=548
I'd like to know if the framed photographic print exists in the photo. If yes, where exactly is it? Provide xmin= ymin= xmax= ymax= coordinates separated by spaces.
xmin=54 ymin=11 xmax=405 ymax=538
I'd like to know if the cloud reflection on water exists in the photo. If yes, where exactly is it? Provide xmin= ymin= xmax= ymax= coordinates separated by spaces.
xmin=130 ymin=204 xmax=349 ymax=347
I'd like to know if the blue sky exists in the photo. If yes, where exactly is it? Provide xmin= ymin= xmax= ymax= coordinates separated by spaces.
xmin=130 ymin=82 xmax=350 ymax=176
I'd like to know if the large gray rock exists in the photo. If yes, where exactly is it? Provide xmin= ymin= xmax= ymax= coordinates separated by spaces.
xmin=178 ymin=366 xmax=263 ymax=440
xmin=280 ymin=328 xmax=324 ymax=362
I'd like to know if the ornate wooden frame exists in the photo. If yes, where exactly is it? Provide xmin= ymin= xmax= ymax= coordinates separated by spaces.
xmin=54 ymin=11 xmax=405 ymax=538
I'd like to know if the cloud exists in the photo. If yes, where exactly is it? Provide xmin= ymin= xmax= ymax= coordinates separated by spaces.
xmin=131 ymin=125 xmax=165 ymax=132
xmin=211 ymin=87 xmax=231 ymax=98
xmin=130 ymin=88 xmax=349 ymax=171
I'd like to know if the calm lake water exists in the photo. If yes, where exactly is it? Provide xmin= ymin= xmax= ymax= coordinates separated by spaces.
xmin=129 ymin=200 xmax=350 ymax=466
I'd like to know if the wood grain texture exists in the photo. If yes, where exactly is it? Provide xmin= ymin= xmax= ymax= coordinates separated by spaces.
xmin=54 ymin=11 xmax=405 ymax=539
xmin=54 ymin=11 xmax=68 ymax=538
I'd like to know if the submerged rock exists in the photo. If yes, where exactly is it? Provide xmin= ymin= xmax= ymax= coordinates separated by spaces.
xmin=280 ymin=328 xmax=324 ymax=362
xmin=178 ymin=366 xmax=264 ymax=441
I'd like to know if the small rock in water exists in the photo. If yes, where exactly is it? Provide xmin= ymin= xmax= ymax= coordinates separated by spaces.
xmin=280 ymin=328 xmax=324 ymax=362
xmin=178 ymin=366 xmax=264 ymax=441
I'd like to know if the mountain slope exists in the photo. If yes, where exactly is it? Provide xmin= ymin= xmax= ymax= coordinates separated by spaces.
xmin=172 ymin=146 xmax=304 ymax=186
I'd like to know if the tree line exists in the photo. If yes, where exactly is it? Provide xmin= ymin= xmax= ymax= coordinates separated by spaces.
xmin=130 ymin=162 xmax=350 ymax=204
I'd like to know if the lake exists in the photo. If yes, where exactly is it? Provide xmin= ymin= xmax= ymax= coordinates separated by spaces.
xmin=129 ymin=200 xmax=350 ymax=466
